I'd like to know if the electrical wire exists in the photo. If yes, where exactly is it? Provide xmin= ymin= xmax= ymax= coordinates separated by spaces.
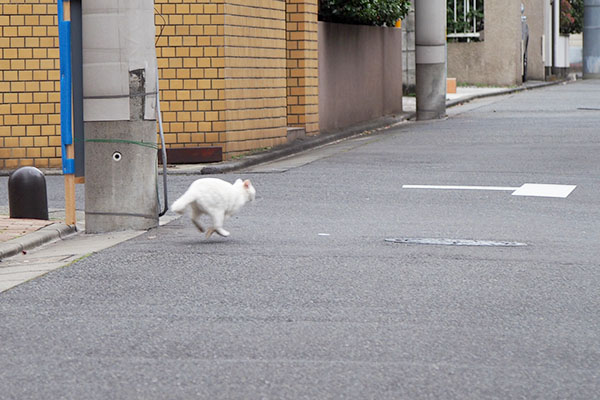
xmin=156 ymin=66 xmax=168 ymax=217
xmin=155 ymin=7 xmax=166 ymax=46
xmin=154 ymin=6 xmax=169 ymax=217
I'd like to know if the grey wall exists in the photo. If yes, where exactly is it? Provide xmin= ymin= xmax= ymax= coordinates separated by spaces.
xmin=522 ymin=0 xmax=547 ymax=81
xmin=402 ymin=11 xmax=416 ymax=94
xmin=318 ymin=22 xmax=403 ymax=133
xmin=447 ymin=0 xmax=523 ymax=86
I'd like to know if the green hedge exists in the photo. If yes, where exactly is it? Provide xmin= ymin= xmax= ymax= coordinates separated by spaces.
xmin=319 ymin=0 xmax=412 ymax=27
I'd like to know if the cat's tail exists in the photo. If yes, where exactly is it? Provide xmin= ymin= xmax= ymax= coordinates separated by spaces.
xmin=170 ymin=191 xmax=194 ymax=214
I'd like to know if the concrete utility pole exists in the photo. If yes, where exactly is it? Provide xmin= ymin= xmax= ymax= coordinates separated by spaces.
xmin=583 ymin=0 xmax=600 ymax=78
xmin=83 ymin=1 xmax=159 ymax=233
xmin=415 ymin=0 xmax=447 ymax=120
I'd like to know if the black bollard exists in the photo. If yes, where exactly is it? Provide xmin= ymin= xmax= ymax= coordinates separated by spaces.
xmin=8 ymin=166 xmax=49 ymax=220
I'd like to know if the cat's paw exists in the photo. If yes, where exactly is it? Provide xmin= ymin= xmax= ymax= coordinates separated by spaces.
xmin=205 ymin=228 xmax=230 ymax=238
xmin=216 ymin=228 xmax=230 ymax=237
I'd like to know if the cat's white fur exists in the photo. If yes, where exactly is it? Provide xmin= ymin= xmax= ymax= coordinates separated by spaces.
xmin=171 ymin=178 xmax=256 ymax=238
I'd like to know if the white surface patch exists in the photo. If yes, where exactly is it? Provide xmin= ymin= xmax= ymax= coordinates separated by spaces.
xmin=403 ymin=184 xmax=577 ymax=198
xmin=511 ymin=184 xmax=577 ymax=198
xmin=385 ymin=238 xmax=527 ymax=247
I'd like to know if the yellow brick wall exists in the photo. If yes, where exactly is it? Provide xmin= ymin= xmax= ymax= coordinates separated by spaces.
xmin=0 ymin=0 xmax=60 ymax=170
xmin=1 ymin=0 xmax=320 ymax=168
xmin=154 ymin=0 xmax=227 ymax=153
xmin=155 ymin=0 xmax=293 ymax=159
xmin=286 ymin=0 xmax=319 ymax=135
xmin=223 ymin=0 xmax=288 ymax=157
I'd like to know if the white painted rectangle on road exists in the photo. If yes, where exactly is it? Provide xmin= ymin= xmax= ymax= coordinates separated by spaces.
xmin=403 ymin=183 xmax=577 ymax=198
xmin=511 ymin=184 xmax=577 ymax=198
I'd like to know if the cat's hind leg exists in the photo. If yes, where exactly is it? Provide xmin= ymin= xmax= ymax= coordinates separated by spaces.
xmin=206 ymin=211 xmax=230 ymax=238
xmin=192 ymin=219 xmax=205 ymax=233
xmin=190 ymin=203 xmax=205 ymax=233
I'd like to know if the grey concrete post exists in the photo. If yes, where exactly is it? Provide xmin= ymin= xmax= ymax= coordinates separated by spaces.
xmin=584 ymin=0 xmax=600 ymax=78
xmin=415 ymin=0 xmax=447 ymax=120
xmin=552 ymin=0 xmax=558 ymax=75
xmin=83 ymin=1 xmax=158 ymax=233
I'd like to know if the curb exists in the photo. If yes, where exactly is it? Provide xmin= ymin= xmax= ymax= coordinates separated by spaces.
xmin=0 ymin=79 xmax=570 ymax=178
xmin=193 ymin=80 xmax=567 ymax=175
xmin=177 ymin=80 xmax=567 ymax=175
xmin=445 ymin=79 xmax=566 ymax=108
xmin=170 ymin=113 xmax=413 ymax=175
xmin=0 ymin=222 xmax=77 ymax=261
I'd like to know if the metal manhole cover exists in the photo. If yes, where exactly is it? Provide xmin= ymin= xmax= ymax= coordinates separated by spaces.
xmin=385 ymin=238 xmax=527 ymax=247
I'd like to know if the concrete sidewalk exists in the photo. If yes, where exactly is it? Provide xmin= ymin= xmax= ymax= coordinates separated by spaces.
xmin=0 ymin=212 xmax=178 ymax=292
xmin=0 ymin=208 xmax=85 ymax=261
xmin=0 ymin=79 xmax=563 ymax=265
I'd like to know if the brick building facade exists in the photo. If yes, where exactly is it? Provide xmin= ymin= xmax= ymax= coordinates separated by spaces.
xmin=0 ymin=1 xmax=61 ymax=170
xmin=0 ymin=0 xmax=318 ymax=170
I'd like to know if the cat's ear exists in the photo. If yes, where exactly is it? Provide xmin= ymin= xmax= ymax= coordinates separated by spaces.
xmin=243 ymin=180 xmax=251 ymax=189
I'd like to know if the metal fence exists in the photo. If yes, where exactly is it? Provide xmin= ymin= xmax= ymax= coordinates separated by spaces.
xmin=447 ymin=0 xmax=484 ymax=41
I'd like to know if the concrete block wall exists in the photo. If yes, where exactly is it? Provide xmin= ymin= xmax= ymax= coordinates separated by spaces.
xmin=401 ymin=10 xmax=416 ymax=94
xmin=318 ymin=22 xmax=403 ymax=133
xmin=447 ymin=0 xmax=523 ymax=86
xmin=0 ymin=0 xmax=60 ymax=170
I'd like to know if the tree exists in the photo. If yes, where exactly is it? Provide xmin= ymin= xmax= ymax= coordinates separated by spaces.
xmin=319 ymin=0 xmax=412 ymax=27
xmin=561 ymin=0 xmax=584 ymax=35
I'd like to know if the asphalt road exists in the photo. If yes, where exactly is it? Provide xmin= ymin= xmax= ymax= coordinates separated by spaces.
xmin=1 ymin=81 xmax=599 ymax=399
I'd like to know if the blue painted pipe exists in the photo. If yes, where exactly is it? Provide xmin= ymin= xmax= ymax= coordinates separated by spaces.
xmin=58 ymin=1 xmax=75 ymax=174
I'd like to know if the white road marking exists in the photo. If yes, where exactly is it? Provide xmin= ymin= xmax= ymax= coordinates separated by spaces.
xmin=402 ymin=184 xmax=577 ymax=198
xmin=385 ymin=238 xmax=527 ymax=247
xmin=511 ymin=183 xmax=577 ymax=198
xmin=402 ymin=185 xmax=518 ymax=191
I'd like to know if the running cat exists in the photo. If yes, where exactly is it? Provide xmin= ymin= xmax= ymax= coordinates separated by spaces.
xmin=171 ymin=178 xmax=256 ymax=238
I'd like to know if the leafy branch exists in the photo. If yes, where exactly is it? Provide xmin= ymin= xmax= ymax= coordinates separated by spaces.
xmin=319 ymin=0 xmax=412 ymax=27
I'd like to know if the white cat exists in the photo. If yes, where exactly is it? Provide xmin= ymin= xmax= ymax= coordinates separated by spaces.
xmin=171 ymin=178 xmax=256 ymax=238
